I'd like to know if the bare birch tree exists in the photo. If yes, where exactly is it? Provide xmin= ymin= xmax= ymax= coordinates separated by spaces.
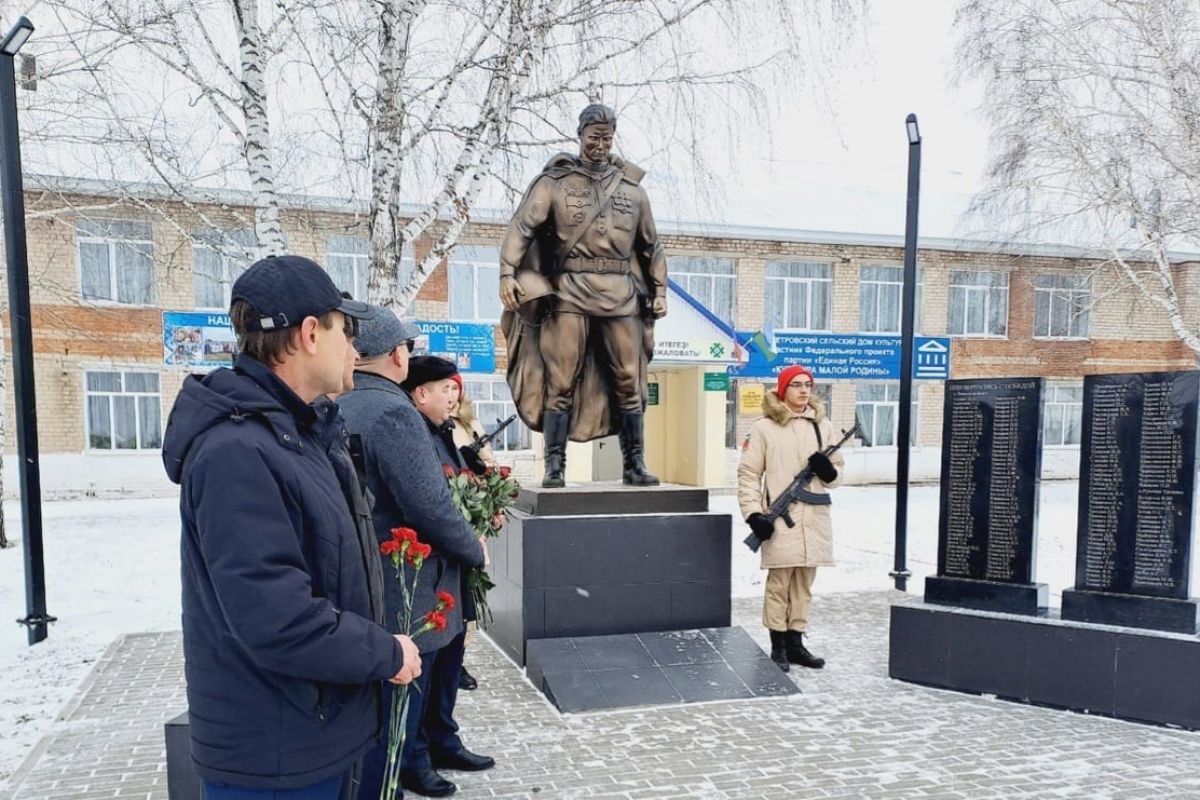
xmin=30 ymin=0 xmax=287 ymax=258
xmin=290 ymin=0 xmax=866 ymax=310
xmin=957 ymin=0 xmax=1200 ymax=358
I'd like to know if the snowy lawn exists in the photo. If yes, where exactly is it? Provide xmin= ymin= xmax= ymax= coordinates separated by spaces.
xmin=0 ymin=481 xmax=1086 ymax=787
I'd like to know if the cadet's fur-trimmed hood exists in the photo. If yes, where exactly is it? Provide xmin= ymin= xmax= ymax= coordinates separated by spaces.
xmin=762 ymin=389 xmax=825 ymax=426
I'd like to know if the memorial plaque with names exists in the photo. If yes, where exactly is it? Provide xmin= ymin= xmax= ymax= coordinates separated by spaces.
xmin=925 ymin=377 xmax=1047 ymax=615
xmin=1072 ymin=371 xmax=1199 ymax=599
xmin=936 ymin=377 xmax=1043 ymax=582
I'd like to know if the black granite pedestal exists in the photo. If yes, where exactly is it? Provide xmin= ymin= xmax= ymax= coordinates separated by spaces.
xmin=925 ymin=576 xmax=1049 ymax=615
xmin=890 ymin=602 xmax=1200 ymax=730
xmin=1061 ymin=589 xmax=1200 ymax=634
xmin=486 ymin=483 xmax=732 ymax=668
xmin=165 ymin=712 xmax=200 ymax=800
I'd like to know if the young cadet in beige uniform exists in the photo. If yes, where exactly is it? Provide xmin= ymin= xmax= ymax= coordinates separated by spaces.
xmin=738 ymin=364 xmax=843 ymax=673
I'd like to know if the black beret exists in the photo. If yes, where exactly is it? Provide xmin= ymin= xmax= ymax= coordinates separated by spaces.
xmin=401 ymin=355 xmax=458 ymax=392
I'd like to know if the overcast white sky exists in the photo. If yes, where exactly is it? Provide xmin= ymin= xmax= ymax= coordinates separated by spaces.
xmin=648 ymin=0 xmax=992 ymax=239
xmin=13 ymin=0 xmax=992 ymax=241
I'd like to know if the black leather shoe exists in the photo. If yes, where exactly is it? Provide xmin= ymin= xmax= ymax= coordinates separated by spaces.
xmin=458 ymin=666 xmax=478 ymax=691
xmin=400 ymin=768 xmax=457 ymax=798
xmin=432 ymin=748 xmax=496 ymax=772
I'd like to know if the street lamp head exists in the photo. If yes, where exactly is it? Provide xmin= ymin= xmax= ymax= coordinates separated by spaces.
xmin=905 ymin=113 xmax=921 ymax=146
xmin=1 ymin=17 xmax=33 ymax=56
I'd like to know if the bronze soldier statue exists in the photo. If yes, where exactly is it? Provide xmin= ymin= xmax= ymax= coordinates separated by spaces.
xmin=499 ymin=104 xmax=668 ymax=488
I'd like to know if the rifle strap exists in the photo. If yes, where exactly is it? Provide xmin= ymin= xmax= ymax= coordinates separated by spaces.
xmin=809 ymin=419 xmax=823 ymax=449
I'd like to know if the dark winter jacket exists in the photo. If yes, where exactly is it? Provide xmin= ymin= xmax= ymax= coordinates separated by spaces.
xmin=162 ymin=354 xmax=401 ymax=790
xmin=338 ymin=371 xmax=484 ymax=654
xmin=423 ymin=415 xmax=479 ymax=623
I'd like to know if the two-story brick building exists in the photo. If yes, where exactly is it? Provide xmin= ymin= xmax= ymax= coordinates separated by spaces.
xmin=4 ymin=176 xmax=1194 ymax=497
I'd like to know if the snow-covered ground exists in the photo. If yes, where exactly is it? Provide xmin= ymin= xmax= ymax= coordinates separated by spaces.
xmin=0 ymin=482 xmax=1089 ymax=787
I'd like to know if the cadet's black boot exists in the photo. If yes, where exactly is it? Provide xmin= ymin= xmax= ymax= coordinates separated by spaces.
xmin=768 ymin=630 xmax=790 ymax=672
xmin=786 ymin=630 xmax=825 ymax=669
xmin=619 ymin=411 xmax=659 ymax=486
xmin=541 ymin=410 xmax=569 ymax=488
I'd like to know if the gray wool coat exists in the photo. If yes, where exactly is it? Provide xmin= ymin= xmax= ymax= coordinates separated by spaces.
xmin=338 ymin=371 xmax=485 ymax=653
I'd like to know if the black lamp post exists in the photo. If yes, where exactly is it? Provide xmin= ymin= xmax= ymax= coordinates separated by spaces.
xmin=892 ymin=113 xmax=921 ymax=592
xmin=0 ymin=16 xmax=53 ymax=644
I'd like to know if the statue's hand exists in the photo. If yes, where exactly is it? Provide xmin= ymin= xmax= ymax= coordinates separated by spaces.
xmin=651 ymin=296 xmax=667 ymax=318
xmin=499 ymin=275 xmax=524 ymax=311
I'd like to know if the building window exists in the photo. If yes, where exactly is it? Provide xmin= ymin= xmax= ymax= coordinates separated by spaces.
xmin=326 ymin=235 xmax=369 ymax=301
xmin=765 ymin=260 xmax=831 ymax=331
xmin=860 ymin=264 xmax=924 ymax=334
xmin=949 ymin=270 xmax=1008 ymax=337
xmin=1043 ymin=383 xmax=1083 ymax=446
xmin=461 ymin=377 xmax=530 ymax=451
xmin=77 ymin=219 xmax=155 ymax=305
xmin=326 ymin=235 xmax=415 ymax=302
xmin=449 ymin=245 xmax=502 ymax=322
xmin=1034 ymin=273 xmax=1090 ymax=339
xmin=668 ymin=256 xmax=736 ymax=326
xmin=85 ymin=371 xmax=162 ymax=451
xmin=854 ymin=383 xmax=916 ymax=447
xmin=860 ymin=265 xmax=902 ymax=333
xmin=193 ymin=229 xmax=255 ymax=310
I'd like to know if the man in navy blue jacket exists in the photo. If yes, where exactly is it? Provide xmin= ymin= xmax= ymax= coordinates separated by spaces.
xmin=339 ymin=311 xmax=490 ymax=799
xmin=162 ymin=256 xmax=421 ymax=800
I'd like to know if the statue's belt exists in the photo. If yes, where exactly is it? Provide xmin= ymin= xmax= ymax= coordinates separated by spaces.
xmin=561 ymin=257 xmax=630 ymax=274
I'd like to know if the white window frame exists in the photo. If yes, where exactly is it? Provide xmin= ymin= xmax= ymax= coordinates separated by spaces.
xmin=326 ymin=235 xmax=415 ymax=302
xmin=193 ymin=230 xmax=255 ymax=311
xmin=854 ymin=382 xmax=917 ymax=448
xmin=667 ymin=255 xmax=737 ymax=327
xmin=1043 ymin=382 xmax=1083 ymax=447
xmin=1033 ymin=273 xmax=1091 ymax=340
xmin=461 ymin=375 xmax=531 ymax=451
xmin=949 ymin=270 xmax=1009 ymax=338
xmin=84 ymin=369 xmax=163 ymax=453
xmin=326 ymin=235 xmax=370 ymax=302
xmin=449 ymin=245 xmax=502 ymax=323
xmin=77 ymin=218 xmax=156 ymax=306
xmin=765 ymin=260 xmax=833 ymax=332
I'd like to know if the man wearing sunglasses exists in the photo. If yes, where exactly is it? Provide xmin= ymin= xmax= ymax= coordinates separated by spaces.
xmin=339 ymin=306 xmax=489 ymax=799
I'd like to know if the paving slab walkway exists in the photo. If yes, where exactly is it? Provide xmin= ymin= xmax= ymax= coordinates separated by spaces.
xmin=6 ymin=592 xmax=1200 ymax=799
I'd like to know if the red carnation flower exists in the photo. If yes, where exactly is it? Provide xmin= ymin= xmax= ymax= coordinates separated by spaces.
xmin=406 ymin=541 xmax=433 ymax=564
xmin=499 ymin=466 xmax=512 ymax=479
xmin=436 ymin=590 xmax=456 ymax=611
xmin=380 ymin=540 xmax=401 ymax=556
xmin=425 ymin=610 xmax=448 ymax=632
xmin=391 ymin=527 xmax=418 ymax=544
xmin=443 ymin=464 xmax=456 ymax=478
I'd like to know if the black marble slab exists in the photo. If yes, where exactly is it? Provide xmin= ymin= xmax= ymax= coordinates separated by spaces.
xmin=890 ymin=603 xmax=1200 ymax=730
xmin=1064 ymin=371 xmax=1200 ymax=630
xmin=526 ymin=627 xmax=798 ymax=713
xmin=1061 ymin=588 xmax=1200 ymax=634
xmin=928 ymin=377 xmax=1047 ymax=614
xmin=165 ymin=712 xmax=199 ymax=800
xmin=486 ymin=490 xmax=731 ymax=666
xmin=514 ymin=482 xmax=709 ymax=516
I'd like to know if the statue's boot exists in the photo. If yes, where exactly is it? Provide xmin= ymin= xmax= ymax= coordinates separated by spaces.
xmin=542 ymin=410 xmax=569 ymax=488
xmin=619 ymin=411 xmax=660 ymax=486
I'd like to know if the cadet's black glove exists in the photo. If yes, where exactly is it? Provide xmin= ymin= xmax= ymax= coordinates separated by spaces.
xmin=460 ymin=446 xmax=489 ymax=476
xmin=808 ymin=451 xmax=838 ymax=483
xmin=747 ymin=513 xmax=775 ymax=541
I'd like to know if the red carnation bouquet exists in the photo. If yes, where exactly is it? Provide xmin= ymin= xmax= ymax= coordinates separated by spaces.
xmin=377 ymin=527 xmax=455 ymax=800
xmin=444 ymin=464 xmax=520 ymax=624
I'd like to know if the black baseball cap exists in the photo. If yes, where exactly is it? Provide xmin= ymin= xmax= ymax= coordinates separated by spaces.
xmin=231 ymin=255 xmax=373 ymax=332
